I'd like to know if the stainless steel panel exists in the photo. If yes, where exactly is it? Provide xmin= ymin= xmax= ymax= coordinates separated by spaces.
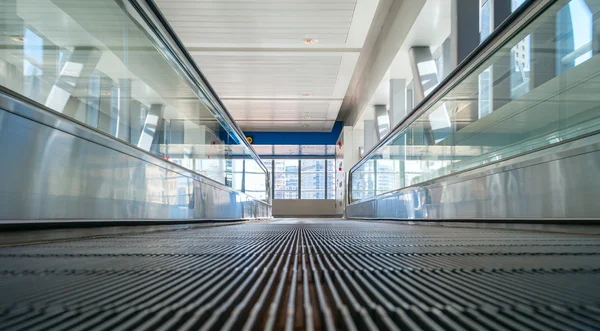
xmin=346 ymin=134 xmax=600 ymax=220
xmin=0 ymin=93 xmax=270 ymax=222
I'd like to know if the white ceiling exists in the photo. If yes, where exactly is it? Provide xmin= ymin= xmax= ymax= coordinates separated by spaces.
xmin=155 ymin=0 xmax=380 ymax=132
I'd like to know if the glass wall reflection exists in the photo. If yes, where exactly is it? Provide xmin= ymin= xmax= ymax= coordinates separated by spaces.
xmin=351 ymin=0 xmax=600 ymax=202
xmin=0 ymin=0 xmax=268 ymax=201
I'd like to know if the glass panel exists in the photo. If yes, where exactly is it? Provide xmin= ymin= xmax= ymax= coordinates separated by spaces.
xmin=376 ymin=160 xmax=402 ymax=195
xmin=301 ymin=160 xmax=325 ymax=199
xmin=273 ymin=160 xmax=298 ymax=199
xmin=351 ymin=0 xmax=600 ymax=202
xmin=480 ymin=0 xmax=492 ymax=42
xmin=0 ymin=0 xmax=268 ymax=201
xmin=327 ymin=160 xmax=335 ymax=199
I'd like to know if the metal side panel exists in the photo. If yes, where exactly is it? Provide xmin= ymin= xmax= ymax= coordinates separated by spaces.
xmin=347 ymin=134 xmax=600 ymax=220
xmin=0 ymin=98 xmax=270 ymax=222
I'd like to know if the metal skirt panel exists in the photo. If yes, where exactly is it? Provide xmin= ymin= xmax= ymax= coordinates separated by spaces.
xmin=346 ymin=134 xmax=600 ymax=220
xmin=0 ymin=109 xmax=270 ymax=222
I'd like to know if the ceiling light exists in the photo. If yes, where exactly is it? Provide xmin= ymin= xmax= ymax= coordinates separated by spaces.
xmin=9 ymin=36 xmax=25 ymax=43
xmin=303 ymin=115 xmax=311 ymax=120
xmin=302 ymin=38 xmax=319 ymax=45
xmin=302 ymin=93 xmax=313 ymax=97
xmin=302 ymin=124 xmax=309 ymax=127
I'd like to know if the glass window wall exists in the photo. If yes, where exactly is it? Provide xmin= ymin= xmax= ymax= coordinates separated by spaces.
xmin=261 ymin=158 xmax=335 ymax=199
xmin=273 ymin=160 xmax=299 ymax=199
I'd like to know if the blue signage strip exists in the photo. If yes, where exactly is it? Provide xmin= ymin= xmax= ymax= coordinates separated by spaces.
xmin=243 ymin=121 xmax=343 ymax=145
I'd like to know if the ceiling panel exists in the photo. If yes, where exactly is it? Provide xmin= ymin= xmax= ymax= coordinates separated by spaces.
xmin=194 ymin=54 xmax=341 ymax=98
xmin=154 ymin=0 xmax=379 ymax=132
xmin=157 ymin=0 xmax=357 ymax=46
xmin=224 ymin=99 xmax=332 ymax=115
xmin=237 ymin=120 xmax=329 ymax=132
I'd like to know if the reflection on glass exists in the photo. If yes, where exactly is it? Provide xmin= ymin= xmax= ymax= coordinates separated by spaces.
xmin=480 ymin=0 xmax=492 ymax=42
xmin=0 ymin=0 xmax=268 ymax=201
xmin=351 ymin=0 xmax=600 ymax=202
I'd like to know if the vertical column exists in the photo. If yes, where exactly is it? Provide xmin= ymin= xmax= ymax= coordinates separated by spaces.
xmin=129 ymin=101 xmax=144 ymax=144
xmin=451 ymin=0 xmax=480 ymax=68
xmin=492 ymin=0 xmax=511 ymax=28
xmin=169 ymin=119 xmax=185 ymax=145
xmin=389 ymin=79 xmax=406 ymax=128
xmin=433 ymin=39 xmax=452 ymax=82
xmin=97 ymin=76 xmax=116 ymax=135
xmin=406 ymin=81 xmax=414 ymax=112
xmin=153 ymin=118 xmax=169 ymax=157
xmin=409 ymin=47 xmax=443 ymax=145
xmin=408 ymin=46 xmax=440 ymax=104
xmin=45 ymin=47 xmax=102 ymax=114
xmin=138 ymin=103 xmax=164 ymax=152
xmin=363 ymin=120 xmax=376 ymax=152
xmin=374 ymin=105 xmax=390 ymax=140
xmin=491 ymin=0 xmax=512 ymax=111
xmin=117 ymin=79 xmax=132 ymax=143
xmin=588 ymin=2 xmax=600 ymax=55
xmin=530 ymin=9 xmax=558 ymax=88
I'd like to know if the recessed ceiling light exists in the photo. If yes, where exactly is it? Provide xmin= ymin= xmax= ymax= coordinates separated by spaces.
xmin=9 ymin=36 xmax=25 ymax=43
xmin=303 ymin=115 xmax=311 ymax=119
xmin=302 ymin=38 xmax=319 ymax=45
xmin=302 ymin=93 xmax=313 ymax=97
xmin=302 ymin=124 xmax=310 ymax=127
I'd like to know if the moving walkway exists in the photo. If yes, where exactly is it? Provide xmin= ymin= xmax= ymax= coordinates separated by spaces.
xmin=0 ymin=0 xmax=599 ymax=330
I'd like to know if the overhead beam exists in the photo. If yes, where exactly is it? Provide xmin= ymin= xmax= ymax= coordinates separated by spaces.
xmin=339 ymin=0 xmax=426 ymax=127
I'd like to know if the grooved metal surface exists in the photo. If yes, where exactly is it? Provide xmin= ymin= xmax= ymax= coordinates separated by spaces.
xmin=1 ymin=219 xmax=600 ymax=330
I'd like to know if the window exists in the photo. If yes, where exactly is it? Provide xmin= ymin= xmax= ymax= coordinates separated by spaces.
xmin=273 ymin=159 xmax=299 ymax=199
xmin=267 ymin=158 xmax=335 ymax=199
xmin=327 ymin=160 xmax=336 ymax=199
xmin=376 ymin=160 xmax=401 ymax=195
xmin=351 ymin=160 xmax=376 ymax=200
xmin=229 ymin=159 xmax=267 ymax=200
xmin=244 ymin=160 xmax=267 ymax=200
xmin=301 ymin=160 xmax=325 ymax=199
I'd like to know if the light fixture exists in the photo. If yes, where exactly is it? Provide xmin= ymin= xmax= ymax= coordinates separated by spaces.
xmin=302 ymin=38 xmax=318 ymax=45
xmin=9 ymin=36 xmax=25 ymax=43
xmin=302 ymin=93 xmax=313 ymax=97
xmin=303 ymin=115 xmax=311 ymax=120
xmin=302 ymin=124 xmax=309 ymax=128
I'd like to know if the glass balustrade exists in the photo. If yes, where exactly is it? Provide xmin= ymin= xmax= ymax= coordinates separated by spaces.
xmin=350 ymin=0 xmax=600 ymax=202
xmin=0 ymin=0 xmax=269 ymax=201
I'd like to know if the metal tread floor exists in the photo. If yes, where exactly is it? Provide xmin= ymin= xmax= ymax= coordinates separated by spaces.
xmin=1 ymin=219 xmax=600 ymax=331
